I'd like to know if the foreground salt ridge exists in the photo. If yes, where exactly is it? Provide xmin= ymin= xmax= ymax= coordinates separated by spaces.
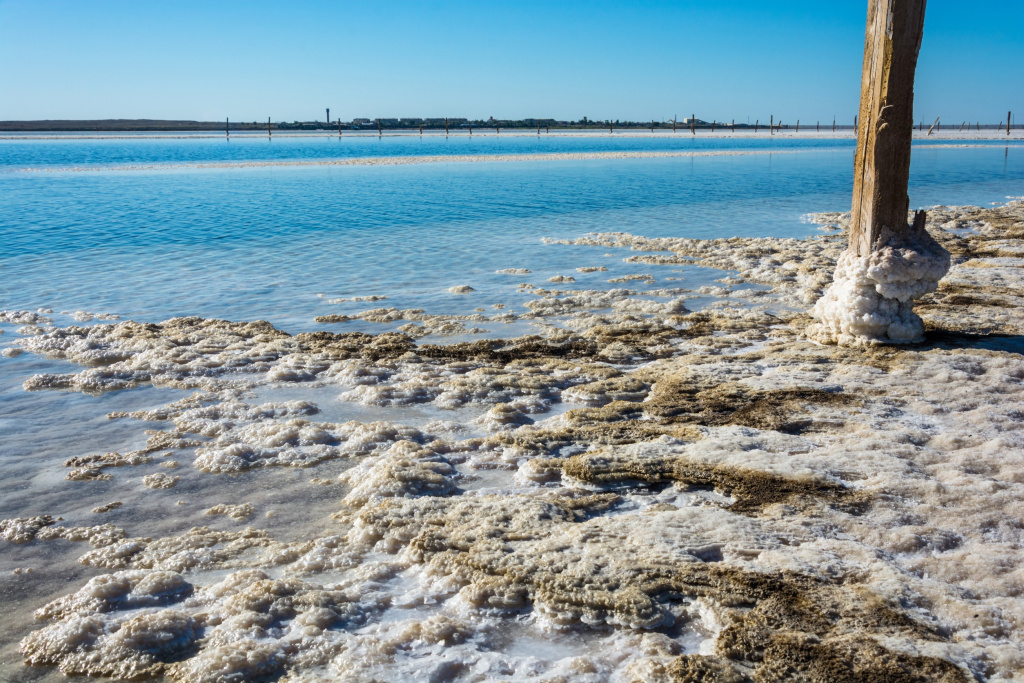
xmin=1 ymin=200 xmax=1023 ymax=681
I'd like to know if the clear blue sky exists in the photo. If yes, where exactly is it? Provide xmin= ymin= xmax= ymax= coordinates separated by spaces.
xmin=1 ymin=0 xmax=1020 ymax=124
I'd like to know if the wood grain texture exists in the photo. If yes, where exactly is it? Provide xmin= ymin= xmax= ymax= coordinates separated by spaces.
xmin=850 ymin=0 xmax=927 ymax=257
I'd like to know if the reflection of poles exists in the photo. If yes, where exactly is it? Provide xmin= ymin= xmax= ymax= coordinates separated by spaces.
xmin=810 ymin=0 xmax=948 ymax=346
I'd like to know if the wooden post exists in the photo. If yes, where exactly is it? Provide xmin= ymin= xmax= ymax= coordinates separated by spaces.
xmin=811 ymin=0 xmax=946 ymax=345
xmin=546 ymin=123 xmax=549 ymax=134
xmin=770 ymin=114 xmax=773 ymax=136
xmin=849 ymin=0 xmax=929 ymax=258
xmin=673 ymin=116 xmax=677 ymax=132
xmin=817 ymin=121 xmax=820 ymax=132
xmin=755 ymin=119 xmax=758 ymax=133
xmin=377 ymin=118 xmax=382 ymax=136
xmin=338 ymin=118 xmax=342 ymax=137
xmin=268 ymin=117 xmax=271 ymax=138
xmin=833 ymin=117 xmax=836 ymax=133
xmin=691 ymin=114 xmax=695 ymax=135
xmin=958 ymin=121 xmax=965 ymax=132
xmin=326 ymin=108 xmax=330 ymax=127
xmin=496 ymin=123 xmax=500 ymax=134
xmin=732 ymin=119 xmax=735 ymax=133
xmin=469 ymin=122 xmax=472 ymax=135
xmin=926 ymin=116 xmax=940 ymax=135
xmin=226 ymin=117 xmax=229 ymax=138
xmin=610 ymin=121 xmax=613 ymax=134
xmin=796 ymin=120 xmax=800 ymax=133
xmin=711 ymin=120 xmax=715 ymax=133
xmin=1009 ymin=111 xmax=1013 ymax=136
xmin=537 ymin=123 xmax=540 ymax=135
xmin=650 ymin=119 xmax=654 ymax=133
xmin=445 ymin=118 xmax=449 ymax=136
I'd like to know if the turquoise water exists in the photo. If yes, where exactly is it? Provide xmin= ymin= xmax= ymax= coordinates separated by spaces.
xmin=0 ymin=138 xmax=1020 ymax=330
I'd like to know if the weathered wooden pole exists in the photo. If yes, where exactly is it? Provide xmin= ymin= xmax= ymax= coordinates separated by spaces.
xmin=958 ymin=121 xmax=965 ymax=132
xmin=711 ymin=120 xmax=716 ymax=133
xmin=469 ymin=122 xmax=473 ymax=135
xmin=926 ymin=115 xmax=940 ymax=135
xmin=268 ymin=117 xmax=271 ymax=138
xmin=770 ymin=114 xmax=773 ymax=135
xmin=810 ymin=0 xmax=948 ymax=346
xmin=226 ymin=118 xmax=229 ymax=138
xmin=755 ymin=119 xmax=758 ymax=133
xmin=610 ymin=121 xmax=613 ymax=134
xmin=1009 ymin=111 xmax=1013 ymax=136
xmin=817 ymin=121 xmax=820 ymax=132
xmin=833 ymin=116 xmax=836 ymax=133
xmin=691 ymin=114 xmax=695 ymax=135
xmin=796 ymin=119 xmax=800 ymax=133
xmin=732 ymin=119 xmax=735 ymax=133
xmin=419 ymin=123 xmax=423 ymax=135
xmin=546 ymin=123 xmax=549 ymax=134
xmin=445 ymin=118 xmax=449 ymax=136
xmin=673 ymin=116 xmax=677 ymax=132
xmin=338 ymin=118 xmax=342 ymax=137
xmin=377 ymin=118 xmax=382 ymax=136
xmin=650 ymin=119 xmax=654 ymax=133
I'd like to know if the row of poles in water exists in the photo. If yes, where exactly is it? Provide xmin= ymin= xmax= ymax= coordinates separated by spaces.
xmin=221 ymin=111 xmax=1016 ymax=137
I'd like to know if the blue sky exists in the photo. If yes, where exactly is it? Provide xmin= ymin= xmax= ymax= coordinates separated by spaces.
xmin=1 ymin=0 xmax=1020 ymax=123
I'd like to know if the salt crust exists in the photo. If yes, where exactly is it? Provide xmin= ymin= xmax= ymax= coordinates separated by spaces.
xmin=809 ymin=227 xmax=951 ymax=346
xmin=6 ymin=201 xmax=1024 ymax=681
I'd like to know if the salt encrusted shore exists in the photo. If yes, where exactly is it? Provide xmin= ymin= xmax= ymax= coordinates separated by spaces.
xmin=1 ymin=199 xmax=1023 ymax=682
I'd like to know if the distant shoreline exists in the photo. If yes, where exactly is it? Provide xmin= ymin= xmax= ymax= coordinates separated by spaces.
xmin=2 ymin=129 xmax=1021 ymax=142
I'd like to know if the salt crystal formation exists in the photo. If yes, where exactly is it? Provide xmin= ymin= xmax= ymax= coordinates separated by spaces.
xmin=2 ymin=200 xmax=1023 ymax=682
xmin=809 ymin=217 xmax=951 ymax=345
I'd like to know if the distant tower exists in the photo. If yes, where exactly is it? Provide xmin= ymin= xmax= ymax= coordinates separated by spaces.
xmin=326 ymin=108 xmax=330 ymax=126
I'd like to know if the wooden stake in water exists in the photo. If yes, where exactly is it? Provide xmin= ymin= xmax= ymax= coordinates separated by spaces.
xmin=338 ymin=119 xmax=342 ymax=137
xmin=691 ymin=114 xmax=695 ymax=135
xmin=732 ymin=119 xmax=735 ymax=133
xmin=796 ymin=120 xmax=800 ymax=133
xmin=377 ymin=119 xmax=382 ymax=137
xmin=268 ymin=117 xmax=271 ymax=138
xmin=546 ymin=123 xmax=549 ymax=134
xmin=711 ymin=120 xmax=715 ymax=133
xmin=926 ymin=116 xmax=940 ymax=135
xmin=445 ymin=118 xmax=449 ymax=136
xmin=817 ymin=121 xmax=820 ymax=132
xmin=469 ymin=122 xmax=472 ymax=135
xmin=959 ymin=121 xmax=965 ymax=132
xmin=849 ymin=0 xmax=928 ymax=258
xmin=226 ymin=118 xmax=229 ymax=138
xmin=673 ymin=116 xmax=677 ymax=132
xmin=650 ymin=120 xmax=654 ymax=133
xmin=833 ymin=117 xmax=836 ymax=133
xmin=770 ymin=115 xmax=773 ymax=135
xmin=1009 ymin=111 xmax=1013 ymax=136
xmin=419 ymin=124 xmax=423 ymax=135
xmin=755 ymin=119 xmax=759 ymax=133
xmin=610 ymin=121 xmax=613 ymax=134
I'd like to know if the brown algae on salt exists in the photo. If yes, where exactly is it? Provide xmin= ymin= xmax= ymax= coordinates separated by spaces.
xmin=2 ymin=202 xmax=1024 ymax=680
